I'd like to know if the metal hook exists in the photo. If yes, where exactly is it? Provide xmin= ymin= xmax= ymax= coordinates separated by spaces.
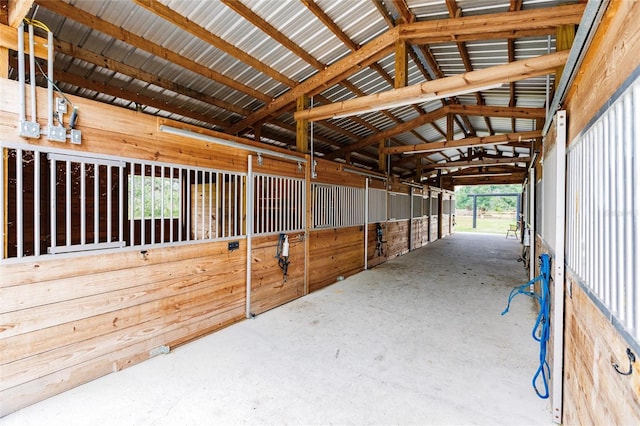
xmin=612 ymin=348 xmax=635 ymax=376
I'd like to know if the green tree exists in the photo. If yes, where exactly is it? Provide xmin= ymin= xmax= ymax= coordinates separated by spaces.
xmin=455 ymin=184 xmax=521 ymax=212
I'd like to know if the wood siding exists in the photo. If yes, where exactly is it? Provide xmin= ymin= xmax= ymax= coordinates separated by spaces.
xmin=308 ymin=226 xmax=364 ymax=293
xmin=250 ymin=234 xmax=305 ymax=315
xmin=0 ymin=78 xmax=449 ymax=416
xmin=0 ymin=241 xmax=246 ymax=416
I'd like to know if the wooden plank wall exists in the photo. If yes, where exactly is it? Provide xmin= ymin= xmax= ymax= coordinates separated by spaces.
xmin=0 ymin=80 xmax=258 ymax=416
xmin=0 ymin=78 xmax=451 ymax=415
xmin=366 ymin=222 xmax=387 ymax=269
xmin=250 ymin=234 xmax=305 ymax=315
xmin=249 ymin=156 xmax=307 ymax=315
xmin=307 ymin=158 xmax=366 ymax=293
xmin=558 ymin=2 xmax=640 ymax=424
xmin=0 ymin=241 xmax=247 ymax=416
xmin=563 ymin=274 xmax=640 ymax=425
xmin=308 ymin=226 xmax=365 ymax=293
xmin=385 ymin=179 xmax=410 ymax=258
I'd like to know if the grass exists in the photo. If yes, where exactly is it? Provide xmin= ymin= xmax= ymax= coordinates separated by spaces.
xmin=455 ymin=214 xmax=518 ymax=235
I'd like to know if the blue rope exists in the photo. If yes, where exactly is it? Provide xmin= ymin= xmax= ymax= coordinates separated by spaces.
xmin=501 ymin=253 xmax=552 ymax=399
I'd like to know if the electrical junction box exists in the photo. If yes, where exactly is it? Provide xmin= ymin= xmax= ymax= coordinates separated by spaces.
xmin=70 ymin=129 xmax=82 ymax=145
xmin=47 ymin=126 xmax=66 ymax=142
xmin=19 ymin=121 xmax=40 ymax=138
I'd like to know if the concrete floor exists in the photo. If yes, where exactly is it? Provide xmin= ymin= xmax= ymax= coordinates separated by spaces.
xmin=2 ymin=233 xmax=551 ymax=425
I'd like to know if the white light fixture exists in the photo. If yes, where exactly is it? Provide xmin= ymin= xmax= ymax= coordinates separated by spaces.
xmin=160 ymin=125 xmax=307 ymax=164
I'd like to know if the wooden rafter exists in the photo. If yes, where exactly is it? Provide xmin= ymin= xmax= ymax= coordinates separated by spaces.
xmin=400 ymin=3 xmax=585 ymax=44
xmin=295 ymin=51 xmax=568 ymax=122
xmin=228 ymin=4 xmax=582 ymax=135
xmin=8 ymin=0 xmax=33 ymax=27
xmin=424 ymin=156 xmax=531 ymax=170
xmin=222 ymin=0 xmax=408 ymax=146
xmin=383 ymin=130 xmax=541 ymax=155
xmin=36 ymin=0 xmax=271 ymax=102
xmin=132 ymin=0 xmax=296 ymax=87
xmin=323 ymin=107 xmax=449 ymax=160
xmin=389 ymin=0 xmax=473 ymax=142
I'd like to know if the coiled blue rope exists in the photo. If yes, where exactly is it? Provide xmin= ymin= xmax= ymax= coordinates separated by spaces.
xmin=501 ymin=253 xmax=551 ymax=399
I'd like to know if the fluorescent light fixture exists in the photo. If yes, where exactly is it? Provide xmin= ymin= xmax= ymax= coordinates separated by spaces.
xmin=343 ymin=167 xmax=387 ymax=181
xmin=160 ymin=125 xmax=307 ymax=164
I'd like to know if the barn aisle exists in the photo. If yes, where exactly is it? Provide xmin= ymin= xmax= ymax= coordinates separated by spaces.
xmin=3 ymin=233 xmax=551 ymax=425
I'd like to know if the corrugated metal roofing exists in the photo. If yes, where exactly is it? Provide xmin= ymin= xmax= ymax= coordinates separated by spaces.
xmin=15 ymin=0 xmax=584 ymax=183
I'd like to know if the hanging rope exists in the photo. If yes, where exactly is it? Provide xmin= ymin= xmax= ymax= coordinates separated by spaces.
xmin=502 ymin=253 xmax=552 ymax=399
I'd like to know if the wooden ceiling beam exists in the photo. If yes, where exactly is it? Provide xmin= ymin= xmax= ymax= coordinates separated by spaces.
xmin=36 ymin=0 xmax=271 ymax=103
xmin=447 ymin=104 xmax=546 ymax=119
xmin=323 ymin=106 xmax=449 ymax=160
xmin=295 ymin=51 xmax=568 ymax=122
xmin=8 ymin=0 xmax=33 ymax=27
xmin=50 ymin=37 xmax=253 ymax=119
xmin=221 ymin=0 xmax=324 ymax=70
xmin=132 ymin=0 xmax=296 ymax=87
xmin=229 ymin=4 xmax=583 ymax=135
xmin=52 ymin=69 xmax=231 ymax=128
xmin=424 ymin=156 xmax=531 ymax=170
xmin=400 ymin=3 xmax=585 ymax=44
xmin=442 ymin=174 xmax=526 ymax=186
xmin=383 ymin=130 xmax=541 ymax=155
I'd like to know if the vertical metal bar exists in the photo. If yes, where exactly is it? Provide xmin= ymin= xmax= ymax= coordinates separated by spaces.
xmin=160 ymin=167 xmax=165 ymax=243
xmin=95 ymin=163 xmax=100 ymax=244
xmin=551 ymin=111 xmax=566 ymax=424
xmin=603 ymin=116 xmax=611 ymax=306
xmin=151 ymin=165 xmax=155 ymax=245
xmin=201 ymin=171 xmax=206 ymax=239
xmin=186 ymin=169 xmax=191 ymax=241
xmin=170 ymin=167 xmax=174 ymax=243
xmin=622 ymin=92 xmax=633 ymax=328
xmin=228 ymin=173 xmax=232 ymax=237
xmin=193 ymin=169 xmax=198 ymax=240
xmin=119 ymin=166 xmax=123 ymax=244
xmin=0 ymin=148 xmax=4 ymax=259
xmin=209 ymin=171 xmax=213 ymax=239
xmin=18 ymin=22 xmax=26 ymax=123
xmin=615 ymin=102 xmax=625 ymax=317
xmin=50 ymin=157 xmax=57 ymax=251
xmin=107 ymin=165 xmax=112 ymax=243
xmin=633 ymin=82 xmax=640 ymax=339
xmin=16 ymin=149 xmax=23 ymax=257
xmin=246 ymin=155 xmax=253 ymax=318
xmin=80 ymin=162 xmax=86 ymax=245
xmin=234 ymin=174 xmax=239 ymax=236
xmin=47 ymin=32 xmax=56 ymax=127
xmin=221 ymin=173 xmax=226 ymax=237
xmin=65 ymin=160 xmax=71 ymax=247
xmin=364 ymin=179 xmax=369 ymax=269
xmin=141 ymin=165 xmax=146 ymax=246
xmin=130 ymin=164 xmax=135 ymax=246
xmin=28 ymin=24 xmax=37 ymax=122
xmin=596 ymin=124 xmax=604 ymax=298
xmin=215 ymin=172 xmax=219 ymax=239
xmin=34 ymin=151 xmax=40 ymax=256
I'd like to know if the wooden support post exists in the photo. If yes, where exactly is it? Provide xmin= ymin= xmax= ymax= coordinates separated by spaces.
xmin=378 ymin=139 xmax=386 ymax=173
xmin=0 ymin=47 xmax=8 ymax=79
xmin=395 ymin=39 xmax=408 ymax=89
xmin=344 ymin=152 xmax=351 ymax=165
xmin=253 ymin=121 xmax=262 ymax=143
xmin=447 ymin=113 xmax=454 ymax=140
xmin=296 ymin=94 xmax=309 ymax=153
xmin=555 ymin=24 xmax=575 ymax=89
xmin=415 ymin=157 xmax=422 ymax=182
